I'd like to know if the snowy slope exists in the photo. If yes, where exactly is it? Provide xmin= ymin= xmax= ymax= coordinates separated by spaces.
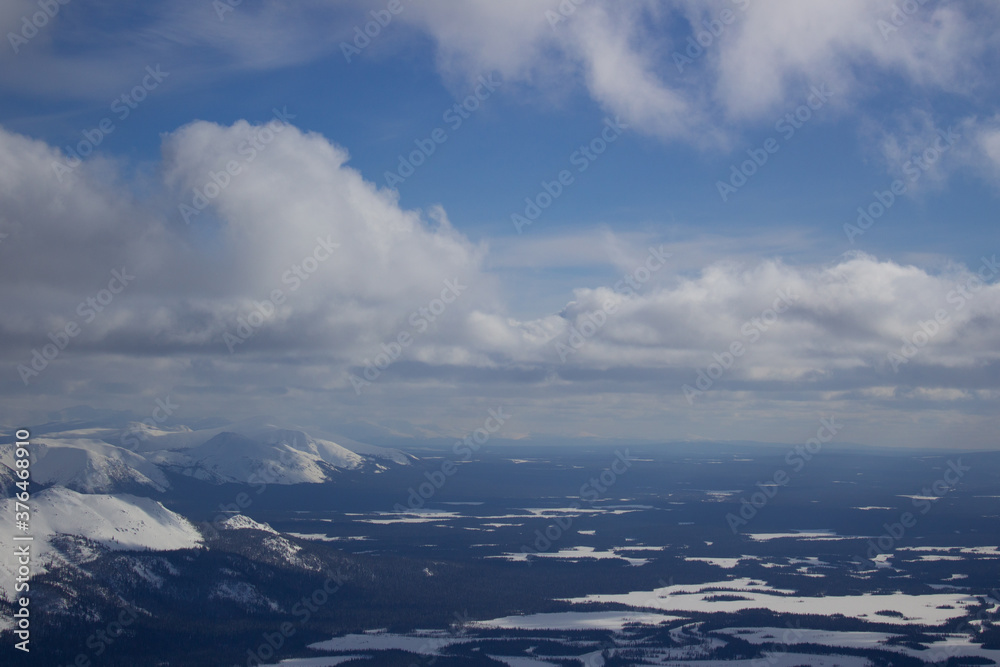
xmin=153 ymin=429 xmax=364 ymax=484
xmin=0 ymin=438 xmax=169 ymax=493
xmin=0 ymin=486 xmax=202 ymax=601
xmin=318 ymin=431 xmax=415 ymax=466
xmin=121 ymin=417 xmax=411 ymax=468
xmin=5 ymin=417 xmax=412 ymax=493
xmin=219 ymin=514 xmax=278 ymax=533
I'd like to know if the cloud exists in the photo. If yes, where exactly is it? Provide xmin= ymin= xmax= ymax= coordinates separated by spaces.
xmin=3 ymin=0 xmax=997 ymax=159
xmin=710 ymin=0 xmax=983 ymax=118
xmin=466 ymin=251 xmax=1000 ymax=378
xmin=2 ymin=118 xmax=999 ymax=445
xmin=0 ymin=119 xmax=484 ymax=376
xmin=401 ymin=0 xmax=996 ymax=147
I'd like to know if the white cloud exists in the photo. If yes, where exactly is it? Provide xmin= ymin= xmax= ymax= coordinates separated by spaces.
xmin=0 ymin=120 xmax=485 ymax=371
xmin=401 ymin=0 xmax=995 ymax=146
xmin=2 ymin=120 xmax=999 ymax=446
xmin=3 ymin=0 xmax=996 ymax=159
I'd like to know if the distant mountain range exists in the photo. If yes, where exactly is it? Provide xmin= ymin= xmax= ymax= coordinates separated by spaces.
xmin=0 ymin=417 xmax=413 ymax=602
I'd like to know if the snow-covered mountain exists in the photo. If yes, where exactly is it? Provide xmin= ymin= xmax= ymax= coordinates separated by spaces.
xmin=136 ymin=420 xmax=413 ymax=484
xmin=0 ymin=415 xmax=414 ymax=603
xmin=0 ymin=438 xmax=170 ymax=494
xmin=0 ymin=486 xmax=202 ymax=601
xmin=152 ymin=429 xmax=364 ymax=484
xmin=0 ymin=416 xmax=413 ymax=493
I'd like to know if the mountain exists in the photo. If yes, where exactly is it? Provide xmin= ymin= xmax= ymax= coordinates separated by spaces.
xmin=0 ymin=486 xmax=202 ymax=601
xmin=0 ymin=438 xmax=170 ymax=494
xmin=138 ymin=423 xmax=409 ymax=484
xmin=0 ymin=416 xmax=413 ymax=494
xmin=0 ymin=416 xmax=414 ymax=610
xmin=152 ymin=429 xmax=364 ymax=485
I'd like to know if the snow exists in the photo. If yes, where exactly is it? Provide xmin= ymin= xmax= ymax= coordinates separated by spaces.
xmin=260 ymin=657 xmax=367 ymax=666
xmin=0 ymin=438 xmax=169 ymax=493
xmin=25 ymin=487 xmax=201 ymax=552
xmin=127 ymin=557 xmax=165 ymax=588
xmin=210 ymin=580 xmax=280 ymax=611
xmin=359 ymin=509 xmax=462 ymax=524
xmin=154 ymin=428 xmax=365 ymax=485
xmin=309 ymin=632 xmax=473 ymax=655
xmin=129 ymin=418 xmax=410 ymax=474
xmin=686 ymin=557 xmax=743 ymax=569
xmin=0 ymin=486 xmax=202 ymax=601
xmin=490 ymin=546 xmax=649 ymax=566
xmin=652 ymin=653 xmax=870 ymax=667
xmin=718 ymin=626 xmax=1000 ymax=664
xmin=219 ymin=514 xmax=278 ymax=533
xmin=720 ymin=627 xmax=894 ymax=651
xmin=487 ymin=657 xmax=560 ymax=667
xmin=473 ymin=610 xmax=683 ymax=631
xmin=747 ymin=530 xmax=851 ymax=541
xmin=560 ymin=577 xmax=982 ymax=626
xmin=286 ymin=532 xmax=339 ymax=541
xmin=899 ymin=545 xmax=1000 ymax=556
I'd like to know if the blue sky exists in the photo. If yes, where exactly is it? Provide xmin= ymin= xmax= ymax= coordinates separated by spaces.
xmin=2 ymin=0 xmax=999 ymax=448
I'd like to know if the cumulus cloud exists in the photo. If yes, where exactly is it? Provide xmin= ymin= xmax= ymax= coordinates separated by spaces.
xmin=2 ymin=120 xmax=999 ymax=443
xmin=462 ymin=251 xmax=1000 ymax=381
xmin=0 ymin=120 xmax=484 ymax=382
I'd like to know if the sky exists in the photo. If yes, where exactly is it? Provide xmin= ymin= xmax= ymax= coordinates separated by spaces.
xmin=1 ymin=0 xmax=999 ymax=448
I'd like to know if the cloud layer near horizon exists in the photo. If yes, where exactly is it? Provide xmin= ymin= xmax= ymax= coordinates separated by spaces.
xmin=1 ymin=121 xmax=999 ymax=446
